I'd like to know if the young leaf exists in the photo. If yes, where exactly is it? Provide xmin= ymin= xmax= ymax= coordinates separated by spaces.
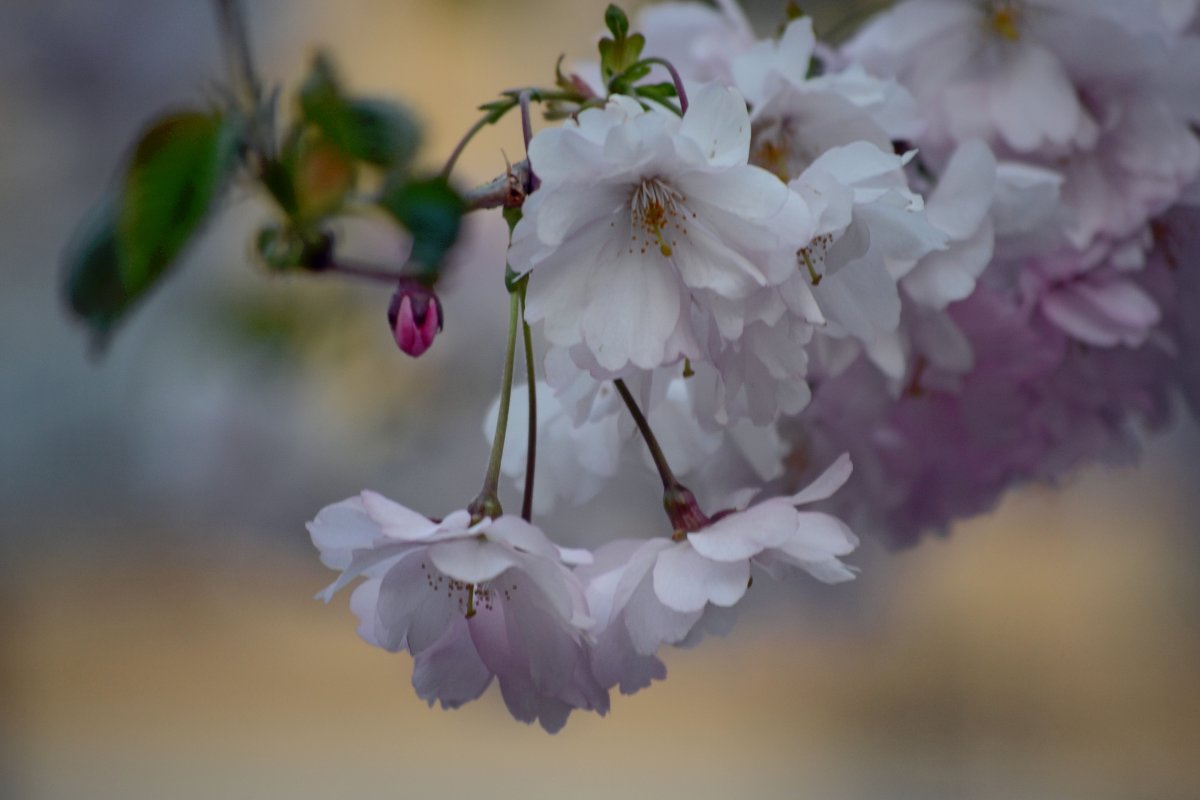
xmin=378 ymin=177 xmax=465 ymax=272
xmin=117 ymin=110 xmax=239 ymax=293
xmin=299 ymin=53 xmax=421 ymax=169
xmin=63 ymin=200 xmax=130 ymax=348
xmin=605 ymin=4 xmax=630 ymax=38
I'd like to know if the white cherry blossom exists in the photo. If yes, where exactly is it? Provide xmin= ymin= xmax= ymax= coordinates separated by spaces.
xmin=510 ymin=84 xmax=814 ymax=375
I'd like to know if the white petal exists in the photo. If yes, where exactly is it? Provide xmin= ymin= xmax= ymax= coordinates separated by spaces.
xmin=428 ymin=539 xmax=521 ymax=584
xmin=788 ymin=453 xmax=853 ymax=505
xmin=307 ymin=497 xmax=379 ymax=570
xmin=652 ymin=543 xmax=750 ymax=612
xmin=359 ymin=491 xmax=440 ymax=539
xmin=678 ymin=83 xmax=752 ymax=167
xmin=926 ymin=140 xmax=996 ymax=240
xmin=581 ymin=251 xmax=681 ymax=371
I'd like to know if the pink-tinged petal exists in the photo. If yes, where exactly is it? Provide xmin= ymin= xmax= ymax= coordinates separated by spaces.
xmin=428 ymin=538 xmax=521 ymax=584
xmin=1040 ymin=288 xmax=1122 ymax=347
xmin=623 ymin=575 xmax=703 ymax=653
xmin=788 ymin=453 xmax=853 ymax=506
xmin=843 ymin=0 xmax=975 ymax=60
xmin=517 ymin=557 xmax=588 ymax=629
xmin=315 ymin=542 xmax=413 ymax=602
xmin=307 ymin=497 xmax=380 ymax=570
xmin=813 ymin=256 xmax=902 ymax=341
xmin=926 ymin=140 xmax=996 ymax=240
xmin=989 ymin=42 xmax=1084 ymax=152
xmin=652 ymin=543 xmax=750 ymax=612
xmin=504 ymin=579 xmax=578 ymax=694
xmin=589 ymin=612 xmax=667 ymax=694
xmin=904 ymin=220 xmax=994 ymax=309
xmin=376 ymin=552 xmax=456 ymax=654
xmin=358 ymin=491 xmax=439 ymax=539
xmin=581 ymin=251 xmax=680 ymax=371
xmin=411 ymin=617 xmax=493 ymax=709
xmin=1072 ymin=280 xmax=1160 ymax=332
xmin=678 ymin=83 xmax=752 ymax=167
xmin=348 ymin=578 xmax=388 ymax=649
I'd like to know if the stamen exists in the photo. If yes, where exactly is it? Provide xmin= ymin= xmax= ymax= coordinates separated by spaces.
xmin=630 ymin=178 xmax=688 ymax=258
xmin=799 ymin=233 xmax=834 ymax=285
xmin=987 ymin=1 xmax=1022 ymax=40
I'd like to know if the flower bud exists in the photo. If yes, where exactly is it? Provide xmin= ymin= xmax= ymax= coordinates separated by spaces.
xmin=387 ymin=281 xmax=443 ymax=358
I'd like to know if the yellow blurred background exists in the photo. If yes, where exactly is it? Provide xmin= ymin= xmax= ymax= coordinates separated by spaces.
xmin=1 ymin=1 xmax=1198 ymax=798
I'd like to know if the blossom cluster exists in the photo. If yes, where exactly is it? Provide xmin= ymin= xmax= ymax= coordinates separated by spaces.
xmin=310 ymin=0 xmax=1200 ymax=730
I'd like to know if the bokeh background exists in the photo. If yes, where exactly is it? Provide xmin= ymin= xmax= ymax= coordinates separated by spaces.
xmin=2 ymin=1 xmax=1199 ymax=798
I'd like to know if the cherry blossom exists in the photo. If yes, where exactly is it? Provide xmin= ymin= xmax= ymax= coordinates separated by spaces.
xmin=510 ymin=84 xmax=813 ymax=375
xmin=577 ymin=455 xmax=858 ymax=691
xmin=309 ymin=494 xmax=607 ymax=732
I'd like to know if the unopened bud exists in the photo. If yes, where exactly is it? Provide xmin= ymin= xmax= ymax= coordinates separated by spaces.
xmin=387 ymin=281 xmax=443 ymax=358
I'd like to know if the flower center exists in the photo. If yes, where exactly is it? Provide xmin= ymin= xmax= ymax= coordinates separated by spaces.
xmin=986 ymin=0 xmax=1023 ymax=40
xmin=630 ymin=178 xmax=690 ymax=258
xmin=421 ymin=561 xmax=517 ymax=618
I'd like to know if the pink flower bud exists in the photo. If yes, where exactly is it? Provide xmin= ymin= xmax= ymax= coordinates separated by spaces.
xmin=387 ymin=282 xmax=443 ymax=358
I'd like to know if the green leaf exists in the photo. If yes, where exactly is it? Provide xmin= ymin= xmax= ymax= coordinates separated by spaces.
xmin=605 ymin=4 xmax=630 ymax=38
xmin=63 ymin=200 xmax=130 ymax=348
xmin=378 ymin=176 xmax=465 ymax=272
xmin=299 ymin=53 xmax=421 ymax=169
xmin=117 ymin=110 xmax=238 ymax=293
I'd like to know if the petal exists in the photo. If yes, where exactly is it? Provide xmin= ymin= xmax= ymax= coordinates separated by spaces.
xmin=686 ymin=502 xmax=797 ymax=561
xmin=411 ymin=617 xmax=493 ymax=709
xmin=581 ymin=251 xmax=681 ymax=371
xmin=926 ymin=139 xmax=996 ymax=240
xmin=376 ymin=551 xmax=456 ymax=654
xmin=652 ymin=543 xmax=750 ymax=613
xmin=678 ymin=83 xmax=752 ymax=167
xmin=428 ymin=538 xmax=522 ymax=584
xmin=788 ymin=453 xmax=853 ymax=505
xmin=623 ymin=573 xmax=703 ymax=653
xmin=307 ymin=497 xmax=380 ymax=570
xmin=483 ymin=515 xmax=561 ymax=561
xmin=359 ymin=491 xmax=440 ymax=539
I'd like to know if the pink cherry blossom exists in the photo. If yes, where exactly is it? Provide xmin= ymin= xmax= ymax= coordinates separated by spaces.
xmin=309 ymin=494 xmax=607 ymax=732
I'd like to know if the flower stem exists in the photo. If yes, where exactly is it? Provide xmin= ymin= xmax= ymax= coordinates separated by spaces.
xmin=613 ymin=378 xmax=710 ymax=533
xmin=613 ymin=378 xmax=679 ymax=490
xmin=441 ymin=87 xmax=590 ymax=181
xmin=640 ymin=57 xmax=689 ymax=114
xmin=441 ymin=110 xmax=506 ymax=180
xmin=470 ymin=289 xmax=522 ymax=520
xmin=519 ymin=287 xmax=537 ymax=522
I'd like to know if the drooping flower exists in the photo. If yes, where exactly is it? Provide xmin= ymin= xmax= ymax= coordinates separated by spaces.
xmin=576 ymin=455 xmax=858 ymax=693
xmin=309 ymin=494 xmax=607 ymax=732
xmin=510 ymin=83 xmax=814 ymax=375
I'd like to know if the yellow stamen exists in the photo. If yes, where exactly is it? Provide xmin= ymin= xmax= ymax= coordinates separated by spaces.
xmin=988 ymin=2 xmax=1021 ymax=40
